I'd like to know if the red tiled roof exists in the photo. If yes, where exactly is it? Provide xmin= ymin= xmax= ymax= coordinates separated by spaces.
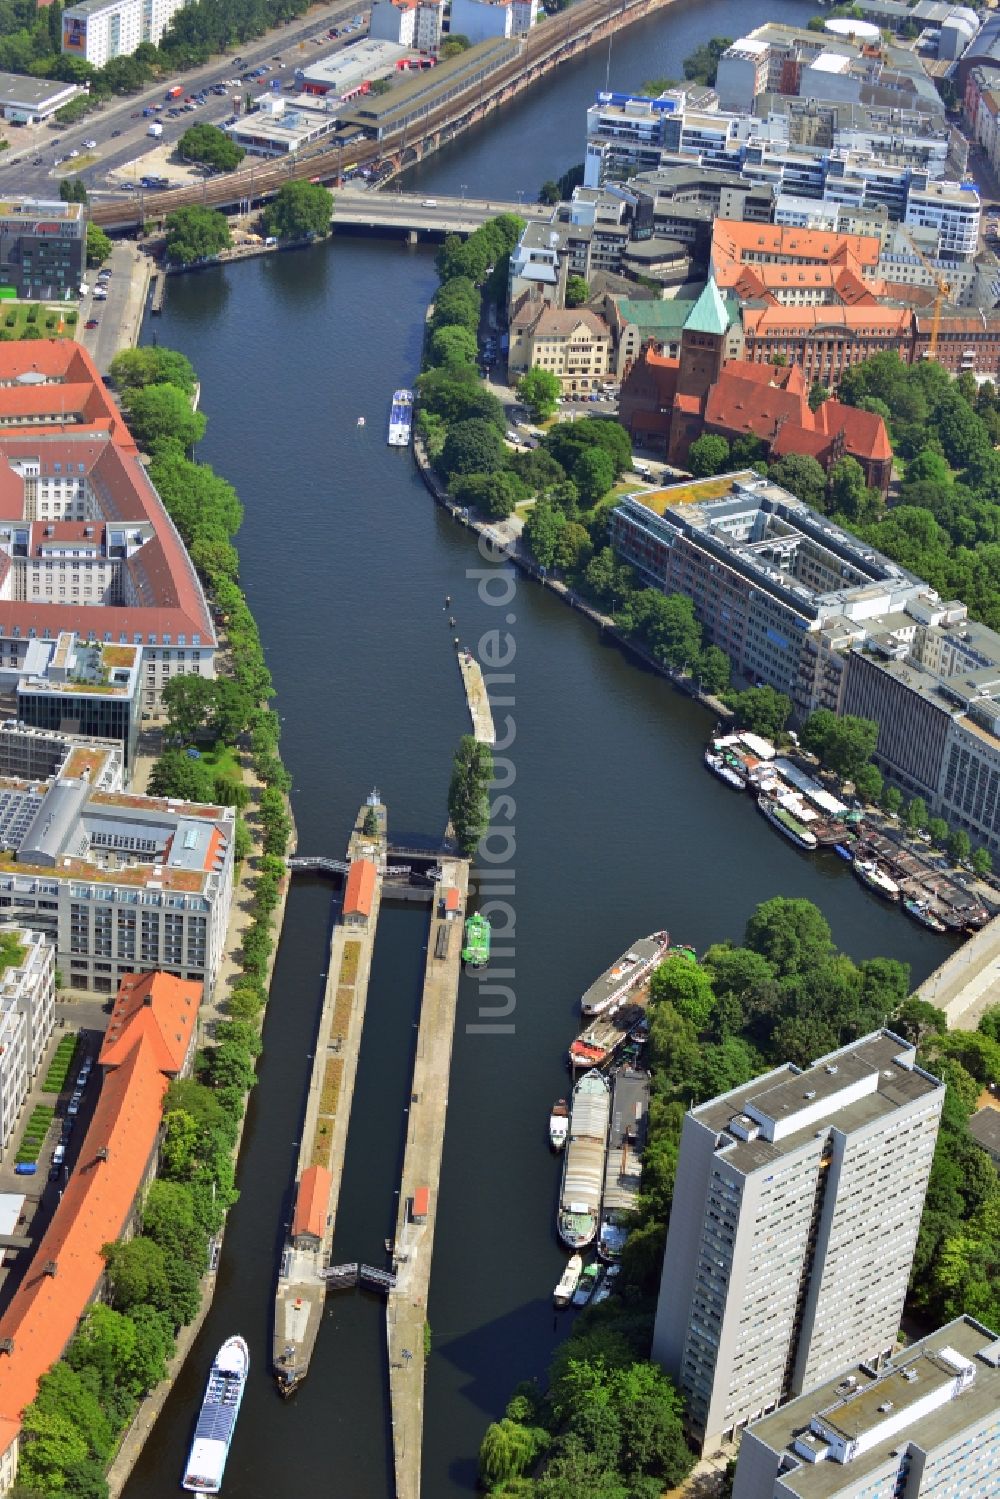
xmin=291 ymin=1165 xmax=332 ymax=1240
xmin=712 ymin=220 xmax=881 ymax=276
xmin=0 ymin=342 xmax=133 ymax=447
xmin=99 ymin=971 xmax=201 ymax=1076
xmin=344 ymin=858 xmax=376 ymax=918
xmin=0 ymin=349 xmax=216 ymax=648
xmin=0 ymin=1036 xmax=168 ymax=1430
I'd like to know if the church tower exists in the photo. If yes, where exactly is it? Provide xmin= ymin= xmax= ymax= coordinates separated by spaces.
xmin=676 ymin=277 xmax=729 ymax=403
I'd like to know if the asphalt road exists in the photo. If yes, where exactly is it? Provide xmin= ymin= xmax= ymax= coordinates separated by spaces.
xmin=0 ymin=1 xmax=372 ymax=202
xmin=79 ymin=239 xmax=150 ymax=373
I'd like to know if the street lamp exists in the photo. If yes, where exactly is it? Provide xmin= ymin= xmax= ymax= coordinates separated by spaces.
xmin=460 ymin=182 xmax=467 ymax=200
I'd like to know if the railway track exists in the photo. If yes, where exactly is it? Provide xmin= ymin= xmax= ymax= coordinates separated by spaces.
xmin=91 ymin=0 xmax=667 ymax=228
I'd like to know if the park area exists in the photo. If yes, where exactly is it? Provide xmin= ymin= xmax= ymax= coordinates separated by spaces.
xmin=0 ymin=302 xmax=78 ymax=339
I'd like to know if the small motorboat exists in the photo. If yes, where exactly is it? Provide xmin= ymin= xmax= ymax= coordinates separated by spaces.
xmin=357 ymin=416 xmax=366 ymax=426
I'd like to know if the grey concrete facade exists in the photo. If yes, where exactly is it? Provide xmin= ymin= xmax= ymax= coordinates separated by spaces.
xmin=652 ymin=1031 xmax=944 ymax=1455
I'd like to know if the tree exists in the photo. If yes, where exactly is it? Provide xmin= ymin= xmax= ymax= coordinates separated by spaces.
xmin=538 ymin=179 xmax=561 ymax=205
xmin=650 ymin=954 xmax=715 ymax=1030
xmin=85 ymin=221 xmax=111 ymax=266
xmin=478 ymin=1418 xmax=541 ymax=1488
xmin=565 ymin=274 xmax=589 ymax=308
xmin=452 ymin=470 xmax=527 ymax=520
xmin=905 ymin=796 xmax=929 ymax=833
xmin=574 ymin=447 xmax=615 ymax=505
xmin=729 ymin=685 xmax=791 ymax=740
xmin=827 ymin=454 xmax=874 ymax=522
xmin=687 ymin=433 xmax=730 ymax=477
xmin=853 ymin=762 xmax=882 ymax=804
xmin=178 ymin=122 xmax=245 ymax=171
xmin=440 ymin=32 xmax=471 ymax=56
xmin=164 ymin=205 xmax=231 ymax=266
xmin=122 ymin=382 xmax=206 ymax=451
xmin=972 ymin=846 xmax=993 ymax=878
xmin=768 ymin=452 xmax=828 ymax=510
xmin=892 ymin=997 xmax=947 ymax=1048
xmin=447 ymin=735 xmax=493 ymax=856
xmin=881 ymin=784 xmax=903 ymax=816
xmin=362 ymin=806 xmax=379 ymax=837
xmin=263 ymin=180 xmax=333 ymax=240
xmin=147 ymin=748 xmax=216 ymax=803
xmin=800 ymin=708 xmax=878 ymax=781
xmin=683 ymin=35 xmax=732 ymax=85
xmin=429 ymin=276 xmax=481 ymax=335
xmin=809 ymin=380 xmax=831 ymax=411
xmin=428 ymin=324 xmax=477 ymax=371
xmin=524 ymin=499 xmax=565 ymax=570
xmin=103 ymin=1235 xmax=171 ymax=1314
xmin=162 ymin=674 xmax=218 ymax=741
xmin=948 ymin=828 xmax=971 ymax=864
xmin=696 ymin=644 xmax=730 ymax=695
xmin=745 ymin=897 xmax=833 ymax=977
xmin=439 ymin=418 xmax=504 ymax=479
xmin=17 ymin=1408 xmax=90 ymax=1494
xmin=517 ymin=367 xmax=561 ymax=420
xmin=544 ymin=417 xmax=631 ymax=478
xmin=928 ymin=816 xmax=949 ymax=847
xmin=110 ymin=346 xmax=195 ymax=396
xmin=60 ymin=176 xmax=88 ymax=205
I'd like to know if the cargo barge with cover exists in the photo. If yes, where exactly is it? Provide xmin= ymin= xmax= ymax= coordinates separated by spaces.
xmin=557 ymin=1070 xmax=610 ymax=1249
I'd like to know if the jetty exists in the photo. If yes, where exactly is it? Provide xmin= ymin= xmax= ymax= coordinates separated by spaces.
xmin=457 ymin=649 xmax=495 ymax=746
xmin=272 ymin=794 xmax=386 ymax=1394
xmin=599 ymin=1068 xmax=649 ymax=1259
xmin=386 ymin=854 xmax=470 ymax=1499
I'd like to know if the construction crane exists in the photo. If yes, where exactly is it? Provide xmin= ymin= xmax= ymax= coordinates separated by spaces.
xmin=901 ymin=226 xmax=952 ymax=359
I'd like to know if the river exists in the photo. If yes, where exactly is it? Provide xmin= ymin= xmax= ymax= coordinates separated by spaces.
xmin=124 ymin=4 xmax=952 ymax=1493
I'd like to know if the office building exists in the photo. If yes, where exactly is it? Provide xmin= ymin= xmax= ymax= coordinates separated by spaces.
xmin=0 ymin=927 xmax=54 ymax=1159
xmin=61 ymin=0 xmax=189 ymax=64
xmin=733 ymin=1316 xmax=1000 ymax=1498
xmin=0 ymin=340 xmax=217 ymax=716
xmin=13 ymin=632 xmax=141 ymax=771
xmin=610 ymin=475 xmax=928 ymax=709
xmin=0 ymin=740 xmax=234 ymax=994
xmin=0 ymin=199 xmax=85 ymax=303
xmin=652 ymin=1030 xmax=944 ymax=1454
xmin=414 ymin=0 xmax=444 ymax=52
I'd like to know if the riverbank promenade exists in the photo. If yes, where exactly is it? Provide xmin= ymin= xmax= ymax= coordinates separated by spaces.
xmin=272 ymin=796 xmax=385 ymax=1393
xmin=914 ymin=908 xmax=1000 ymax=1030
xmin=387 ymin=853 xmax=470 ymax=1499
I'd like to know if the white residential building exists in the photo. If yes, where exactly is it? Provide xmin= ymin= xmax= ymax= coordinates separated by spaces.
xmin=61 ymin=0 xmax=189 ymax=64
xmin=733 ymin=1316 xmax=1000 ymax=1499
xmin=414 ymin=0 xmax=444 ymax=50
xmin=652 ymin=1030 xmax=944 ymax=1454
xmin=0 ymin=928 xmax=54 ymax=1159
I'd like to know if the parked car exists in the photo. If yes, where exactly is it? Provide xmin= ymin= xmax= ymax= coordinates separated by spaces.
xmin=82 ymin=138 xmax=96 ymax=149
xmin=14 ymin=1163 xmax=36 ymax=1176
xmin=110 ymin=128 xmax=121 ymax=137
xmin=76 ymin=1069 xmax=88 ymax=1087
xmin=48 ymin=1164 xmax=61 ymax=1182
xmin=67 ymin=1092 xmax=82 ymax=1117
xmin=52 ymin=1143 xmax=66 ymax=1166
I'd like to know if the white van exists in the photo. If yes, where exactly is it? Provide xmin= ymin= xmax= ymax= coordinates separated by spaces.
xmin=52 ymin=1143 xmax=65 ymax=1166
xmin=633 ymin=461 xmax=652 ymax=479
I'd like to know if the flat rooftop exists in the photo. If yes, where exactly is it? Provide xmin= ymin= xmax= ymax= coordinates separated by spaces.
xmin=746 ymin=1317 xmax=1000 ymax=1498
xmin=693 ymin=1031 xmax=942 ymax=1175
xmin=0 ymin=73 xmax=77 ymax=106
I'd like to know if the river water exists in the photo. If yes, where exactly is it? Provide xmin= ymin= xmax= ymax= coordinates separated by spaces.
xmin=125 ymin=4 xmax=952 ymax=1494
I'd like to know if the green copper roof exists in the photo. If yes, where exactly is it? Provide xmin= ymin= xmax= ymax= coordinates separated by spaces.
xmin=616 ymin=287 xmax=738 ymax=334
xmin=682 ymin=277 xmax=730 ymax=337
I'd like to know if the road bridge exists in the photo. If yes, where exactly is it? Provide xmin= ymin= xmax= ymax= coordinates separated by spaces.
xmin=329 ymin=188 xmax=550 ymax=239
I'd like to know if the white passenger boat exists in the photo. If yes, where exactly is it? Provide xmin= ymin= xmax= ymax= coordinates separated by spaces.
xmin=553 ymin=1253 xmax=583 ymax=1306
xmin=387 ymin=387 xmax=413 ymax=446
xmin=182 ymin=1336 xmax=249 ymax=1494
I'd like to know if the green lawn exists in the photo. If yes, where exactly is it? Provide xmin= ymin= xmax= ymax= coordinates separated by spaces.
xmin=198 ymin=741 xmax=243 ymax=783
xmin=0 ymin=302 xmax=79 ymax=340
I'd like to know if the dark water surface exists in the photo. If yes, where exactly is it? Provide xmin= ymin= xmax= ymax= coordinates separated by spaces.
xmin=126 ymin=16 xmax=946 ymax=1493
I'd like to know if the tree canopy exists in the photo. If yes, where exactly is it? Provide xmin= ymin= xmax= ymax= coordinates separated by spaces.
xmin=164 ymin=206 xmax=231 ymax=266
xmin=121 ymin=382 xmax=206 ymax=452
xmin=178 ymin=122 xmax=245 ymax=171
xmin=447 ymin=735 xmax=493 ymax=856
xmin=262 ymin=180 xmax=333 ymax=241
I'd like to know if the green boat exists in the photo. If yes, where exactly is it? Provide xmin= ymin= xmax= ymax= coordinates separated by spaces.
xmin=462 ymin=912 xmax=491 ymax=966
